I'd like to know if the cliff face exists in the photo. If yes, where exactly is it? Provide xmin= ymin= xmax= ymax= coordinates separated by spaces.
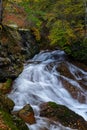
xmin=0 ymin=1 xmax=39 ymax=81
xmin=0 ymin=27 xmax=39 ymax=81
xmin=0 ymin=2 xmax=38 ymax=129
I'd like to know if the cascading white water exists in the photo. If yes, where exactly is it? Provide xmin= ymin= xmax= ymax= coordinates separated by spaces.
xmin=8 ymin=50 xmax=87 ymax=130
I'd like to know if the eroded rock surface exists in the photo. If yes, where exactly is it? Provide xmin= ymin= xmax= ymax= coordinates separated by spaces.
xmin=40 ymin=102 xmax=87 ymax=130
xmin=18 ymin=104 xmax=36 ymax=124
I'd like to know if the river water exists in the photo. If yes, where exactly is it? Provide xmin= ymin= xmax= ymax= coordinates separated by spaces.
xmin=8 ymin=50 xmax=87 ymax=130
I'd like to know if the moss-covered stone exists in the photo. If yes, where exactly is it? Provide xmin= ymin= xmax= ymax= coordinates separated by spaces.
xmin=0 ymin=94 xmax=14 ymax=112
xmin=40 ymin=102 xmax=87 ymax=130
xmin=12 ymin=115 xmax=29 ymax=130
xmin=18 ymin=104 xmax=36 ymax=124
xmin=0 ymin=79 xmax=13 ymax=94
xmin=0 ymin=108 xmax=29 ymax=130
xmin=0 ymin=109 xmax=19 ymax=130
xmin=0 ymin=93 xmax=29 ymax=130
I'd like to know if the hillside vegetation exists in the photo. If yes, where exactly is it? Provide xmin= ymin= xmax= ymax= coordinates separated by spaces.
xmin=18 ymin=0 xmax=87 ymax=63
xmin=2 ymin=0 xmax=87 ymax=63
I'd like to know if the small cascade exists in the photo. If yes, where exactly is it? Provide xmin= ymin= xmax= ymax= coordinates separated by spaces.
xmin=8 ymin=50 xmax=87 ymax=130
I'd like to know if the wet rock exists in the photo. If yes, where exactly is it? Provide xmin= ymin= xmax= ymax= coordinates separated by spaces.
xmin=12 ymin=115 xmax=29 ymax=130
xmin=0 ymin=0 xmax=39 ymax=81
xmin=0 ymin=57 xmax=11 ymax=66
xmin=0 ymin=26 xmax=23 ymax=81
xmin=61 ymin=78 xmax=86 ymax=103
xmin=0 ymin=94 xmax=15 ymax=112
xmin=0 ymin=67 xmax=22 ymax=82
xmin=0 ymin=24 xmax=39 ymax=81
xmin=18 ymin=104 xmax=36 ymax=124
xmin=40 ymin=102 xmax=87 ymax=130
xmin=56 ymin=62 xmax=87 ymax=102
xmin=56 ymin=62 xmax=75 ymax=80
xmin=78 ymin=80 xmax=87 ymax=90
xmin=0 ymin=78 xmax=12 ymax=94
xmin=19 ymin=30 xmax=39 ymax=59
xmin=0 ymin=109 xmax=29 ymax=130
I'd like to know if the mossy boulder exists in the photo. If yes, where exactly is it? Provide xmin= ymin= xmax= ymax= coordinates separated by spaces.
xmin=0 ymin=109 xmax=18 ymax=130
xmin=0 ymin=93 xmax=29 ymax=130
xmin=0 ymin=94 xmax=15 ymax=112
xmin=0 ymin=108 xmax=29 ymax=130
xmin=11 ymin=115 xmax=29 ymax=130
xmin=18 ymin=104 xmax=36 ymax=124
xmin=40 ymin=102 xmax=87 ymax=130
xmin=0 ymin=78 xmax=13 ymax=94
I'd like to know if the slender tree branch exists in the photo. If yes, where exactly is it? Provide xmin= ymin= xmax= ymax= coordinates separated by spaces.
xmin=0 ymin=0 xmax=3 ymax=24
xmin=84 ymin=0 xmax=87 ymax=38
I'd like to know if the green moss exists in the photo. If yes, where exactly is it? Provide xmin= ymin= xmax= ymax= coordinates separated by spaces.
xmin=0 ymin=108 xmax=29 ymax=130
xmin=0 ymin=109 xmax=19 ymax=130
xmin=41 ymin=102 xmax=87 ymax=129
xmin=5 ymin=79 xmax=12 ymax=89
xmin=0 ymin=94 xmax=15 ymax=112
xmin=48 ymin=102 xmax=77 ymax=118
xmin=48 ymin=101 xmax=59 ymax=108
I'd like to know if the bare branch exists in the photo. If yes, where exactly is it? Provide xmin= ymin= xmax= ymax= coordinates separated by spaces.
xmin=0 ymin=0 xmax=3 ymax=24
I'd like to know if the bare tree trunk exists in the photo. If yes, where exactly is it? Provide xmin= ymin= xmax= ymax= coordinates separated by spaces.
xmin=0 ymin=0 xmax=3 ymax=24
xmin=84 ymin=0 xmax=87 ymax=38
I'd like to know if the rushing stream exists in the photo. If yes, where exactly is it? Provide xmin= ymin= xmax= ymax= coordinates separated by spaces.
xmin=8 ymin=50 xmax=87 ymax=130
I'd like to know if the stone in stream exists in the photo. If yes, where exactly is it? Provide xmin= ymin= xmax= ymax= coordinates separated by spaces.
xmin=60 ymin=78 xmax=86 ymax=103
xmin=56 ymin=62 xmax=87 ymax=103
xmin=18 ymin=104 xmax=36 ymax=124
xmin=40 ymin=102 xmax=87 ymax=130
xmin=56 ymin=62 xmax=75 ymax=80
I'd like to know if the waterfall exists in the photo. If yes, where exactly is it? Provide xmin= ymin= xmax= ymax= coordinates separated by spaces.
xmin=8 ymin=50 xmax=87 ymax=130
